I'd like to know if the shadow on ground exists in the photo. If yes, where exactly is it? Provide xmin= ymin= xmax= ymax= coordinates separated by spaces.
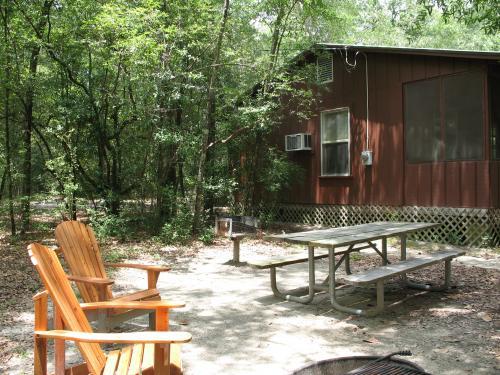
xmin=1 ymin=235 xmax=498 ymax=374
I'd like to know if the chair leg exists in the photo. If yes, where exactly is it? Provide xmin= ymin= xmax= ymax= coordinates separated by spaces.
xmin=54 ymin=307 xmax=66 ymax=375
xmin=97 ymin=309 xmax=109 ymax=332
xmin=170 ymin=344 xmax=182 ymax=375
xmin=155 ymin=308 xmax=169 ymax=373
xmin=34 ymin=293 xmax=48 ymax=375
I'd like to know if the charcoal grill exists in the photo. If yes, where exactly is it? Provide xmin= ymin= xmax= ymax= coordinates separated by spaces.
xmin=291 ymin=351 xmax=430 ymax=375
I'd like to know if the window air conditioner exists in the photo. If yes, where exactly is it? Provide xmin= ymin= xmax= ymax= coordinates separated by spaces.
xmin=285 ymin=133 xmax=312 ymax=151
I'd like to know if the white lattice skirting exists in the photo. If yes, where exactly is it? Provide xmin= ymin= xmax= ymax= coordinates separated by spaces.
xmin=250 ymin=204 xmax=500 ymax=248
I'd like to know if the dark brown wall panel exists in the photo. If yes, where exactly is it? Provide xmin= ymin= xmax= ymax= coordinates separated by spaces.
xmin=476 ymin=161 xmax=490 ymax=208
xmin=404 ymin=164 xmax=419 ymax=205
xmin=431 ymin=163 xmax=446 ymax=206
xmin=417 ymin=164 xmax=433 ymax=206
xmin=276 ymin=51 xmax=494 ymax=208
xmin=445 ymin=162 xmax=461 ymax=206
xmin=490 ymin=161 xmax=500 ymax=207
xmin=460 ymin=162 xmax=476 ymax=207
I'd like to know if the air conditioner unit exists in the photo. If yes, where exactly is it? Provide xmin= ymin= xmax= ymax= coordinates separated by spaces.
xmin=285 ymin=133 xmax=312 ymax=151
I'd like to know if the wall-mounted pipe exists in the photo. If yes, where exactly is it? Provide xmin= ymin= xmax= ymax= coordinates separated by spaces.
xmin=361 ymin=51 xmax=369 ymax=150
xmin=325 ymin=47 xmax=370 ymax=150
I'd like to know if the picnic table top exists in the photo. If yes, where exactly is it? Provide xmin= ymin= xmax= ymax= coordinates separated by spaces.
xmin=265 ymin=221 xmax=440 ymax=248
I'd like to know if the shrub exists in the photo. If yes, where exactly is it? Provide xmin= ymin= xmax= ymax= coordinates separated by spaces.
xmin=198 ymin=227 xmax=215 ymax=245
xmin=159 ymin=208 xmax=193 ymax=245
xmin=88 ymin=209 xmax=128 ymax=241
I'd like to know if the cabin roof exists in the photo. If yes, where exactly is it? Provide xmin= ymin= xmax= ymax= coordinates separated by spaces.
xmin=298 ymin=43 xmax=500 ymax=61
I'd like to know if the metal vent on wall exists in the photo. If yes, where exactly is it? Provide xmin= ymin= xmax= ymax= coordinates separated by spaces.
xmin=317 ymin=53 xmax=333 ymax=83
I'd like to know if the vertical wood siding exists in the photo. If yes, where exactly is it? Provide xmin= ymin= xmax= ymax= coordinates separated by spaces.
xmin=277 ymin=52 xmax=494 ymax=208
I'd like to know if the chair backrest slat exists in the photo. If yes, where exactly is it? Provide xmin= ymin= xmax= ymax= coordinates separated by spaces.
xmin=55 ymin=221 xmax=112 ymax=302
xmin=29 ymin=243 xmax=106 ymax=374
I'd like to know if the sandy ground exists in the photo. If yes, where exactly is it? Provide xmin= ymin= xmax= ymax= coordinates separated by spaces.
xmin=1 ymin=237 xmax=499 ymax=374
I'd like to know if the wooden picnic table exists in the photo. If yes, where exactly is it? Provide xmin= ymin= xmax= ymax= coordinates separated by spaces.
xmin=253 ymin=221 xmax=464 ymax=316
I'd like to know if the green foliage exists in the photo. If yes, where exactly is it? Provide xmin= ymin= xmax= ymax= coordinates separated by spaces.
xmin=0 ymin=0 xmax=498 ymax=239
xmin=260 ymin=148 xmax=303 ymax=195
xmin=88 ymin=209 xmax=128 ymax=241
xmin=158 ymin=205 xmax=194 ymax=245
xmin=198 ymin=227 xmax=215 ymax=245
xmin=419 ymin=0 xmax=500 ymax=35
xmin=101 ymin=246 xmax=142 ymax=264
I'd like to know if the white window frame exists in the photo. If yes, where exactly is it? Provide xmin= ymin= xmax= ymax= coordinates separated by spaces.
xmin=320 ymin=108 xmax=351 ymax=176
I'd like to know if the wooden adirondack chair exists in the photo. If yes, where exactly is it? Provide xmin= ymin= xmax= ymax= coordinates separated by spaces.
xmin=55 ymin=220 xmax=170 ymax=330
xmin=29 ymin=242 xmax=191 ymax=375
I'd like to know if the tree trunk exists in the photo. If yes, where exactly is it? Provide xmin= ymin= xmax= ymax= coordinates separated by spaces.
xmin=21 ymin=52 xmax=36 ymax=233
xmin=248 ymin=2 xmax=291 ymax=209
xmin=1 ymin=2 xmax=15 ymax=234
xmin=192 ymin=0 xmax=230 ymax=234
xmin=20 ymin=0 xmax=53 ymax=233
xmin=2 ymin=3 xmax=15 ymax=234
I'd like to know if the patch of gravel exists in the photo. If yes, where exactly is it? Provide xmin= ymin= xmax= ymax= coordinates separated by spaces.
xmin=1 ymin=235 xmax=499 ymax=374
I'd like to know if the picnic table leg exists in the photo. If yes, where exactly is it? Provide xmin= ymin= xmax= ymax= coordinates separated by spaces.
xmin=344 ymin=251 xmax=351 ymax=275
xmin=444 ymin=259 xmax=451 ymax=288
xmin=328 ymin=248 xmax=383 ymax=316
xmin=400 ymin=234 xmax=407 ymax=282
xmin=406 ymin=259 xmax=453 ymax=292
xmin=382 ymin=237 xmax=388 ymax=265
xmin=400 ymin=234 xmax=407 ymax=260
xmin=270 ymin=246 xmax=316 ymax=304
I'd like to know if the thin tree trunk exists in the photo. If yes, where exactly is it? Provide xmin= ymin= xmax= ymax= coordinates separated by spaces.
xmin=193 ymin=0 xmax=230 ymax=234
xmin=20 ymin=0 xmax=53 ymax=233
xmin=1 ymin=2 xmax=16 ymax=235
xmin=248 ymin=1 xmax=295 ymax=209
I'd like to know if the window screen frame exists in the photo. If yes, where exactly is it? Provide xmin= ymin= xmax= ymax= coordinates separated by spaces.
xmin=403 ymin=70 xmax=486 ymax=164
xmin=320 ymin=107 xmax=351 ymax=177
xmin=404 ymin=77 xmax=442 ymax=163
xmin=442 ymin=71 xmax=485 ymax=161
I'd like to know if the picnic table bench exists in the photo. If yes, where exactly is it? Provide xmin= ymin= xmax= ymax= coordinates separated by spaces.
xmin=248 ymin=222 xmax=465 ymax=316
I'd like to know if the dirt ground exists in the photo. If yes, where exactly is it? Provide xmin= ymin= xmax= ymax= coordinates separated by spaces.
xmin=0 ymin=224 xmax=499 ymax=374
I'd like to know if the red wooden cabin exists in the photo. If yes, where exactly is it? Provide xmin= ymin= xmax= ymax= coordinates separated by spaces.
xmin=272 ymin=44 xmax=500 ymax=246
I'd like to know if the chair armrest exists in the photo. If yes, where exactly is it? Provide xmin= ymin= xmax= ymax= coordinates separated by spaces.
xmin=80 ymin=300 xmax=185 ymax=310
xmin=52 ymin=247 xmax=63 ymax=256
xmin=34 ymin=330 xmax=191 ymax=344
xmin=33 ymin=290 xmax=49 ymax=301
xmin=67 ymin=275 xmax=114 ymax=286
xmin=104 ymin=263 xmax=170 ymax=272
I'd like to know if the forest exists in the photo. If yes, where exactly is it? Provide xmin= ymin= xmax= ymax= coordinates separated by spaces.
xmin=0 ymin=0 xmax=498 ymax=242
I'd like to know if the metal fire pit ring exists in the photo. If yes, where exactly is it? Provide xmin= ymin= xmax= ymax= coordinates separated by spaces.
xmin=291 ymin=355 xmax=428 ymax=375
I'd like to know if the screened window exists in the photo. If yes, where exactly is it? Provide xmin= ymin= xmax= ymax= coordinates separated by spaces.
xmin=490 ymin=72 xmax=500 ymax=159
xmin=444 ymin=72 xmax=484 ymax=160
xmin=321 ymin=109 xmax=350 ymax=176
xmin=404 ymin=71 xmax=484 ymax=163
xmin=404 ymin=79 xmax=441 ymax=162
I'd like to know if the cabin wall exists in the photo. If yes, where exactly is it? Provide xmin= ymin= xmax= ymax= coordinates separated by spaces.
xmin=277 ymin=52 xmax=493 ymax=208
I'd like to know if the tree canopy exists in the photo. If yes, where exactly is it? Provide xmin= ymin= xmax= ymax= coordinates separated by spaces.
xmin=0 ymin=0 xmax=497 ymax=239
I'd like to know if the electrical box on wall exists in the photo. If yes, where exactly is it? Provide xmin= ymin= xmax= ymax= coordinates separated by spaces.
xmin=361 ymin=150 xmax=373 ymax=166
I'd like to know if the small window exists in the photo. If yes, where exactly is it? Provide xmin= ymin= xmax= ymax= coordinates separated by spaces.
xmin=317 ymin=52 xmax=333 ymax=83
xmin=321 ymin=108 xmax=350 ymax=176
